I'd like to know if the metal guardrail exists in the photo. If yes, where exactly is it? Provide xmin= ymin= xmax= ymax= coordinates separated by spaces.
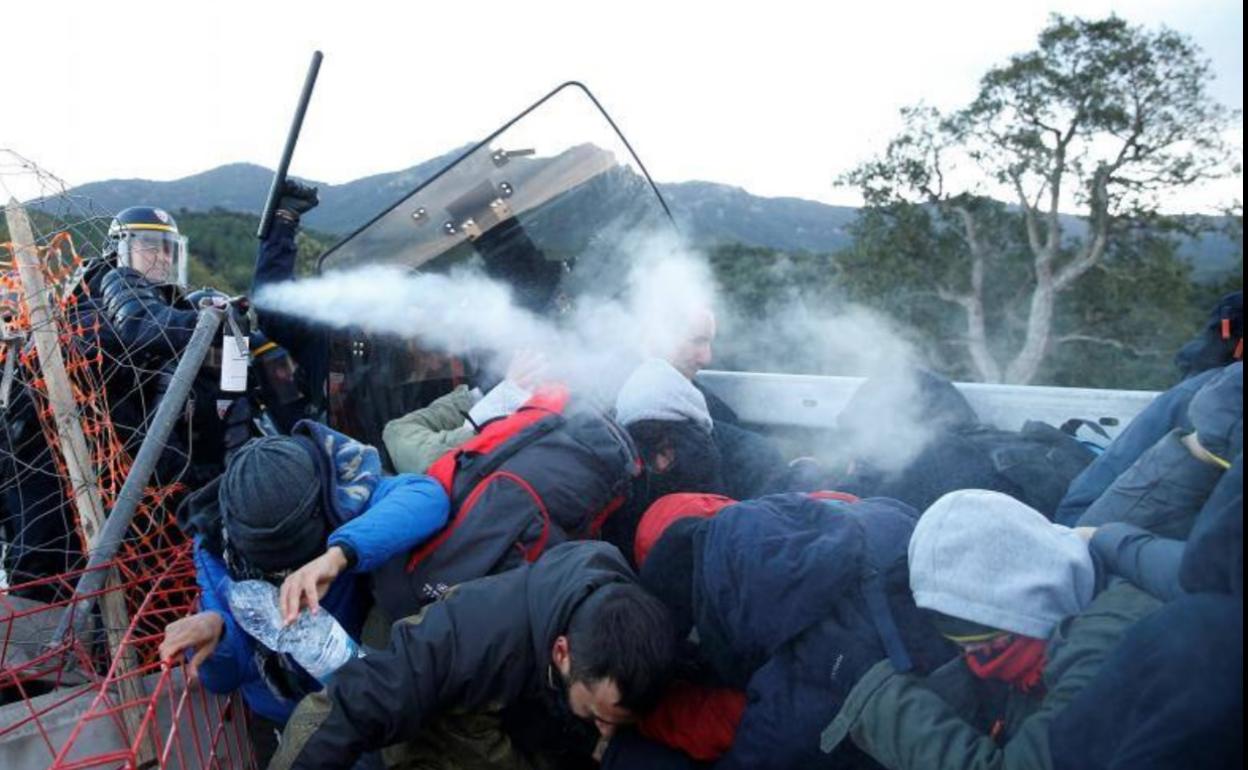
xmin=696 ymin=370 xmax=1158 ymax=441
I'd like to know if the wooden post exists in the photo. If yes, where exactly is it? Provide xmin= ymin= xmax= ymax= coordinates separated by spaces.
xmin=6 ymin=202 xmax=108 ymax=544
xmin=5 ymin=200 xmax=153 ymax=763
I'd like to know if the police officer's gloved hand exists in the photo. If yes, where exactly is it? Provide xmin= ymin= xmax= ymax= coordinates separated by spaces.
xmin=276 ymin=180 xmax=319 ymax=224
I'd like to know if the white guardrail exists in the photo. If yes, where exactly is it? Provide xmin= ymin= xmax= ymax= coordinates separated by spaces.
xmin=696 ymin=370 xmax=1159 ymax=443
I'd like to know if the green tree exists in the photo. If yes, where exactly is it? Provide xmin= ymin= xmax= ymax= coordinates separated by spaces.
xmin=842 ymin=15 xmax=1239 ymax=384
xmin=176 ymin=208 xmax=335 ymax=294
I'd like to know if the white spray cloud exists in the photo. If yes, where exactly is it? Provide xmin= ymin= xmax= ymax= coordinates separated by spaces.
xmin=256 ymin=232 xmax=950 ymax=477
xmin=255 ymin=231 xmax=718 ymax=399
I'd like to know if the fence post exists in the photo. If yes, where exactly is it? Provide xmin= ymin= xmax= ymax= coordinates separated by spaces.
xmin=5 ymin=200 xmax=151 ymax=763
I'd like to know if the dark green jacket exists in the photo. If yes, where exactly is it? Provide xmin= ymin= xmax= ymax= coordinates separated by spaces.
xmin=820 ymin=580 xmax=1161 ymax=770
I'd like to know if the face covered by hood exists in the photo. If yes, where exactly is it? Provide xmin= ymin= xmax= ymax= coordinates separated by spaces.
xmin=909 ymin=489 xmax=1096 ymax=640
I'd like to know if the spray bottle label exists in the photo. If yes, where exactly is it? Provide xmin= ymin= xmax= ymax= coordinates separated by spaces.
xmin=221 ymin=335 xmax=250 ymax=393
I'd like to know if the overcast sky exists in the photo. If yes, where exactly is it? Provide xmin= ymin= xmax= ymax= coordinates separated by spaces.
xmin=2 ymin=0 xmax=1242 ymax=210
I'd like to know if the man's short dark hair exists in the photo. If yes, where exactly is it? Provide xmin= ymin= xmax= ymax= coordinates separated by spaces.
xmin=566 ymin=582 xmax=677 ymax=714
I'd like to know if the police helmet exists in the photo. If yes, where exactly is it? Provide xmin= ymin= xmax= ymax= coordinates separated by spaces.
xmin=106 ymin=206 xmax=189 ymax=287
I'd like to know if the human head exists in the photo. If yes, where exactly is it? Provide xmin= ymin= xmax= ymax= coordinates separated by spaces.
xmin=633 ymin=493 xmax=735 ymax=567
xmin=908 ymin=489 xmax=1095 ymax=640
xmin=638 ymin=516 xmax=707 ymax=639
xmin=615 ymin=358 xmax=721 ymax=491
xmin=626 ymin=419 xmax=724 ymax=500
xmin=550 ymin=583 xmax=677 ymax=737
xmin=615 ymin=358 xmax=714 ymax=435
xmin=106 ymin=206 xmax=189 ymax=286
xmin=220 ymin=436 xmax=327 ymax=580
xmin=666 ymin=307 xmax=716 ymax=380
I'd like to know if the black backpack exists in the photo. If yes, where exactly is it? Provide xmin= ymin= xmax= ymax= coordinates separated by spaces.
xmin=372 ymin=386 xmax=641 ymax=621
xmin=959 ymin=421 xmax=1096 ymax=518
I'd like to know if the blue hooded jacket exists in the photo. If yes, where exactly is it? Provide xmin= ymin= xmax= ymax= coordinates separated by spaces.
xmin=1055 ymin=367 xmax=1220 ymax=525
xmin=192 ymin=421 xmax=449 ymax=723
xmin=625 ymin=494 xmax=954 ymax=770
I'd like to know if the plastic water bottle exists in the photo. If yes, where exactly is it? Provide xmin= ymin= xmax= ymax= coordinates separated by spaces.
xmin=226 ymin=579 xmax=363 ymax=683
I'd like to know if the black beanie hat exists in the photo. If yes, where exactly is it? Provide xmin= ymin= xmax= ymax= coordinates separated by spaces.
xmin=639 ymin=516 xmax=707 ymax=639
xmin=221 ymin=435 xmax=327 ymax=576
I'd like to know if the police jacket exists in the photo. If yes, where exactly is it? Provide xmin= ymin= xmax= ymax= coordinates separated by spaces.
xmin=253 ymin=218 xmax=329 ymax=411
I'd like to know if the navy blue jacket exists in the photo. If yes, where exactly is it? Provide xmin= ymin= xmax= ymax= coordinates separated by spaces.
xmin=1055 ymin=367 xmax=1219 ymax=525
xmin=1180 ymin=453 xmax=1243 ymax=597
xmin=1048 ymin=593 xmax=1243 ymax=770
xmin=1088 ymin=451 xmax=1242 ymax=604
xmin=624 ymin=494 xmax=952 ymax=770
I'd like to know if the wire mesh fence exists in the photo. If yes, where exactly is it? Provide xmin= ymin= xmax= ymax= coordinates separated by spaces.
xmin=2 ymin=150 xmax=255 ymax=770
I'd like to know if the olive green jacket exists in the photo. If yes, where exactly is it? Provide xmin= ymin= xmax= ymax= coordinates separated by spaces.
xmin=383 ymin=385 xmax=477 ymax=474
xmin=820 ymin=580 xmax=1161 ymax=770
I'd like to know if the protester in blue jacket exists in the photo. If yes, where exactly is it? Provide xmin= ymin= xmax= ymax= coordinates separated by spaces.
xmin=607 ymin=493 xmax=954 ymax=770
xmin=1050 ymin=454 xmax=1243 ymax=770
xmin=1055 ymin=366 xmax=1222 ymax=525
xmin=1076 ymin=361 xmax=1241 ymax=538
xmin=159 ymin=421 xmax=449 ymax=752
xmin=1087 ymin=453 xmax=1243 ymax=601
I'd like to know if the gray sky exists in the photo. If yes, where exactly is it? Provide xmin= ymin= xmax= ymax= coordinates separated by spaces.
xmin=3 ymin=0 xmax=1242 ymax=210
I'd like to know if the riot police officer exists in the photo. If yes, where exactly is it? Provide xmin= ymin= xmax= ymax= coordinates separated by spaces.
xmin=3 ymin=207 xmax=251 ymax=592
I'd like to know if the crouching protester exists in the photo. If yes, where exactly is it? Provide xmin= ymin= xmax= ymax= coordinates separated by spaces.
xmin=1077 ymin=360 xmax=1241 ymax=537
xmin=267 ymin=541 xmax=677 ymax=770
xmin=606 ymin=359 xmax=818 ymax=556
xmin=819 ymin=490 xmax=1162 ymax=770
xmin=604 ymin=492 xmax=955 ymax=770
xmin=1048 ymin=455 xmax=1243 ymax=770
xmin=1053 ymin=364 xmax=1224 ymax=525
xmin=158 ymin=422 xmax=449 ymax=764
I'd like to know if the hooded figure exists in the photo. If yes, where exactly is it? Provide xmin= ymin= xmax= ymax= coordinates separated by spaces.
xmin=607 ymin=492 xmax=953 ymax=770
xmin=820 ymin=490 xmax=1162 ymax=770
xmin=163 ymin=421 xmax=449 ymax=726
xmin=607 ymin=360 xmax=727 ymax=556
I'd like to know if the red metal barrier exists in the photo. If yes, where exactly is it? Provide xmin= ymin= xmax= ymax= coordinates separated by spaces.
xmin=1 ymin=545 xmax=256 ymax=770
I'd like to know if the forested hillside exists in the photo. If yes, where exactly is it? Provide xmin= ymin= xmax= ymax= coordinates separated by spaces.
xmin=175 ymin=209 xmax=336 ymax=293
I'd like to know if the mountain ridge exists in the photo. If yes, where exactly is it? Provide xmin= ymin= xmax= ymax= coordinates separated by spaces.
xmin=53 ymin=152 xmax=1238 ymax=280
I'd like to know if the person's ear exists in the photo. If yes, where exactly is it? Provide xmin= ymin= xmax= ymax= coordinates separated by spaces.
xmin=551 ymin=635 xmax=572 ymax=677
xmin=654 ymin=446 xmax=677 ymax=473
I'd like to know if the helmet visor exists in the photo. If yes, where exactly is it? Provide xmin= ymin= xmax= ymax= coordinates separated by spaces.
xmin=117 ymin=229 xmax=188 ymax=286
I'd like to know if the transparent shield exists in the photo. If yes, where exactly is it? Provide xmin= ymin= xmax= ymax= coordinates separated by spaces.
xmin=319 ymin=83 xmax=677 ymax=309
xmin=318 ymin=83 xmax=677 ymax=447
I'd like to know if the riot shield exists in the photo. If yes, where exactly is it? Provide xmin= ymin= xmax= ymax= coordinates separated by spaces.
xmin=318 ymin=82 xmax=677 ymax=451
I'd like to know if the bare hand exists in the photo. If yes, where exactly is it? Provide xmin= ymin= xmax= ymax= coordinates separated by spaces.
xmin=505 ymin=350 xmax=549 ymax=389
xmin=1073 ymin=526 xmax=1097 ymax=543
xmin=279 ymin=546 xmax=349 ymax=625
xmin=160 ymin=612 xmax=225 ymax=679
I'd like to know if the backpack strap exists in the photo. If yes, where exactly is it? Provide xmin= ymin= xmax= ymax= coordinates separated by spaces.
xmin=1059 ymin=418 xmax=1111 ymax=442
xmin=860 ymin=569 xmax=914 ymax=674
xmin=451 ymin=415 xmax=564 ymax=494
xmin=427 ymin=384 xmax=570 ymax=490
